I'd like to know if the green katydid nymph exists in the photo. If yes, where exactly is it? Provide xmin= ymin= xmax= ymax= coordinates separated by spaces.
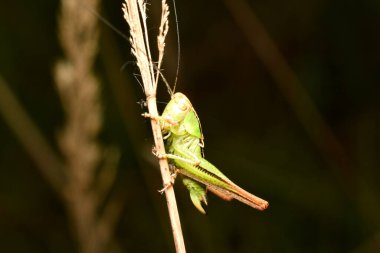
xmin=85 ymin=0 xmax=267 ymax=214
xmin=144 ymin=92 xmax=269 ymax=214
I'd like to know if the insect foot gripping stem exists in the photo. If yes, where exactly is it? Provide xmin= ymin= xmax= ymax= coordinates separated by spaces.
xmin=141 ymin=112 xmax=159 ymax=120
xmin=158 ymin=182 xmax=173 ymax=194
xmin=158 ymin=169 xmax=178 ymax=194
xmin=152 ymin=147 xmax=168 ymax=159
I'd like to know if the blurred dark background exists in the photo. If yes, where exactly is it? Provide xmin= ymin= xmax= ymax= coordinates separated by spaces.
xmin=0 ymin=0 xmax=379 ymax=252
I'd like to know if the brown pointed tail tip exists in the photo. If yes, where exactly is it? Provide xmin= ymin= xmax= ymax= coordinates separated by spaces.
xmin=257 ymin=201 xmax=269 ymax=211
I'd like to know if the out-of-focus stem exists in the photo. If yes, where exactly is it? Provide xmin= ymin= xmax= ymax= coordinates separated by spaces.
xmin=0 ymin=76 xmax=66 ymax=193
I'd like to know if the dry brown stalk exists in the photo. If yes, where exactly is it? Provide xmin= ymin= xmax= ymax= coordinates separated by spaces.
xmin=224 ymin=0 xmax=353 ymax=187
xmin=54 ymin=0 xmax=122 ymax=252
xmin=122 ymin=1 xmax=186 ymax=252
xmin=0 ymin=76 xmax=66 ymax=193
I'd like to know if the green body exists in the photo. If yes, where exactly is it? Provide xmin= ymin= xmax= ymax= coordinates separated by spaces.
xmin=159 ymin=92 xmax=268 ymax=213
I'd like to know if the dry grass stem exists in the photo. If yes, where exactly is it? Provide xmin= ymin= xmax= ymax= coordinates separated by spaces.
xmin=155 ymin=1 xmax=170 ymax=86
xmin=54 ymin=0 xmax=122 ymax=252
xmin=224 ymin=0 xmax=353 ymax=187
xmin=122 ymin=1 xmax=186 ymax=252
xmin=0 ymin=76 xmax=65 ymax=193
xmin=123 ymin=0 xmax=154 ymax=94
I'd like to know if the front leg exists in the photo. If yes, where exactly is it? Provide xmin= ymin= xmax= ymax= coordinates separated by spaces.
xmin=142 ymin=113 xmax=178 ymax=126
xmin=141 ymin=112 xmax=159 ymax=121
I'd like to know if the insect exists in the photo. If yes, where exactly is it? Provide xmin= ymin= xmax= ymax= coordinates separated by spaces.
xmin=99 ymin=0 xmax=268 ymax=214
xmin=144 ymin=92 xmax=269 ymax=214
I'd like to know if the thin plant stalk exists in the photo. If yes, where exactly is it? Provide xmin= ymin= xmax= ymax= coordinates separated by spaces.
xmin=224 ymin=0 xmax=353 ymax=189
xmin=122 ymin=1 xmax=186 ymax=252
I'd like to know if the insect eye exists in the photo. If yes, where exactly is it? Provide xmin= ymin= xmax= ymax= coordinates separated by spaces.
xmin=178 ymin=102 xmax=188 ymax=111
xmin=174 ymin=96 xmax=189 ymax=111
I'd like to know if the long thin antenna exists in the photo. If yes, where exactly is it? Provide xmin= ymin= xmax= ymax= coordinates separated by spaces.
xmin=171 ymin=0 xmax=180 ymax=94
xmin=85 ymin=5 xmax=131 ymax=42
xmin=84 ymin=2 xmax=180 ymax=95
xmin=158 ymin=67 xmax=174 ymax=96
